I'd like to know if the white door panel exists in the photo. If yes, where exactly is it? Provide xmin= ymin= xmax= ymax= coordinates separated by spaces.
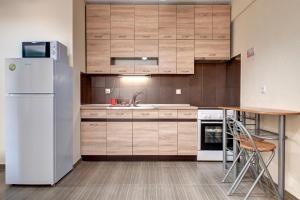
xmin=5 ymin=94 xmax=54 ymax=184
xmin=5 ymin=58 xmax=54 ymax=94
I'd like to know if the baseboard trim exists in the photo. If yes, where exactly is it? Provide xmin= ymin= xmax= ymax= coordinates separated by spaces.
xmin=73 ymin=159 xmax=82 ymax=168
xmin=81 ymin=155 xmax=197 ymax=161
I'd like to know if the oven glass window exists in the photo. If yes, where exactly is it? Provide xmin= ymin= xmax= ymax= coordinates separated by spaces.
xmin=204 ymin=126 xmax=223 ymax=143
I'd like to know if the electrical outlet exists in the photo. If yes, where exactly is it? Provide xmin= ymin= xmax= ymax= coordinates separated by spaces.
xmin=105 ymin=88 xmax=111 ymax=94
xmin=176 ymin=89 xmax=182 ymax=95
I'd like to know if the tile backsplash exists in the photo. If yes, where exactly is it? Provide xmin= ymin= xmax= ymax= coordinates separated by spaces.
xmin=81 ymin=62 xmax=240 ymax=107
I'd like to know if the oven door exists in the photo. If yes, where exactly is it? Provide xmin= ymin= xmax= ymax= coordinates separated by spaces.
xmin=200 ymin=120 xmax=224 ymax=151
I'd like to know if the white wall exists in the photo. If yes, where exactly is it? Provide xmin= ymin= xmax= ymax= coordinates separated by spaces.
xmin=231 ymin=0 xmax=300 ymax=198
xmin=0 ymin=0 xmax=85 ymax=165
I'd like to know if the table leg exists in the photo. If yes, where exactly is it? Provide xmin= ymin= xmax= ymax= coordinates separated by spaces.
xmin=223 ymin=109 xmax=227 ymax=170
xmin=278 ymin=115 xmax=286 ymax=200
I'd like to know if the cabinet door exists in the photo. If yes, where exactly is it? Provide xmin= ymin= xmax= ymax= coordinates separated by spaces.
xmin=159 ymin=5 xmax=177 ymax=40
xmin=177 ymin=5 xmax=194 ymax=40
xmin=81 ymin=122 xmax=106 ymax=155
xmin=135 ymin=5 xmax=158 ymax=39
xmin=159 ymin=122 xmax=177 ymax=155
xmin=111 ymin=5 xmax=134 ymax=39
xmin=86 ymin=40 xmax=110 ymax=74
xmin=177 ymin=40 xmax=194 ymax=74
xmin=134 ymin=40 xmax=159 ymax=74
xmin=86 ymin=4 xmax=110 ymax=40
xmin=133 ymin=122 xmax=158 ymax=155
xmin=159 ymin=40 xmax=176 ymax=74
xmin=107 ymin=122 xmax=132 ymax=155
xmin=110 ymin=40 xmax=135 ymax=74
xmin=195 ymin=5 xmax=213 ymax=40
xmin=134 ymin=40 xmax=159 ymax=57
xmin=212 ymin=5 xmax=230 ymax=40
xmin=178 ymin=122 xmax=197 ymax=155
xmin=111 ymin=40 xmax=134 ymax=57
xmin=195 ymin=40 xmax=230 ymax=60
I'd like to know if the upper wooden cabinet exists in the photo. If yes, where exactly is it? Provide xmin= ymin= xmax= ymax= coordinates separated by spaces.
xmin=195 ymin=40 xmax=230 ymax=60
xmin=159 ymin=5 xmax=177 ymax=40
xmin=135 ymin=5 xmax=159 ymax=39
xmin=177 ymin=40 xmax=194 ymax=74
xmin=111 ymin=40 xmax=134 ymax=57
xmin=110 ymin=5 xmax=135 ymax=39
xmin=212 ymin=5 xmax=231 ymax=40
xmin=86 ymin=40 xmax=110 ymax=74
xmin=135 ymin=40 xmax=158 ymax=57
xmin=86 ymin=4 xmax=110 ymax=40
xmin=159 ymin=40 xmax=177 ymax=74
xmin=195 ymin=5 xmax=213 ymax=40
xmin=177 ymin=5 xmax=195 ymax=40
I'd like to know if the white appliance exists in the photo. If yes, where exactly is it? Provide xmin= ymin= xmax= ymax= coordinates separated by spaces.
xmin=197 ymin=109 xmax=233 ymax=161
xmin=5 ymin=57 xmax=73 ymax=185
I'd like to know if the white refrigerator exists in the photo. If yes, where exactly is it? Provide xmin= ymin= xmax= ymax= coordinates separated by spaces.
xmin=5 ymin=58 xmax=73 ymax=185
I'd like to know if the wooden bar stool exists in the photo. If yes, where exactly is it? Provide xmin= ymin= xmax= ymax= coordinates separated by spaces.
xmin=227 ymin=118 xmax=280 ymax=200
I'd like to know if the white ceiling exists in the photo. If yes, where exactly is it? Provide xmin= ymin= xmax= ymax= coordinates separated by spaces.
xmin=86 ymin=0 xmax=231 ymax=5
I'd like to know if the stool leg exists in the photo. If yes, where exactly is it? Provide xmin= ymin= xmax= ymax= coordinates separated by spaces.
xmin=228 ymin=153 xmax=255 ymax=195
xmin=222 ymin=148 xmax=244 ymax=183
xmin=244 ymin=150 xmax=276 ymax=200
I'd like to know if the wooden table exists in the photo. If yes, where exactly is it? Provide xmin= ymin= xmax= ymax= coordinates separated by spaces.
xmin=220 ymin=106 xmax=300 ymax=200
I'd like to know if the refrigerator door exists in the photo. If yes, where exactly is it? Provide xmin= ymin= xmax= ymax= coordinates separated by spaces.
xmin=5 ymin=58 xmax=54 ymax=94
xmin=5 ymin=94 xmax=54 ymax=185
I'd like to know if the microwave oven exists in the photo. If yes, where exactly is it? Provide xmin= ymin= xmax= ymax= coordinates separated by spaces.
xmin=22 ymin=41 xmax=68 ymax=63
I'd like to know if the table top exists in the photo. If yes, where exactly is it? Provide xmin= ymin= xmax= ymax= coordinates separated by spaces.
xmin=219 ymin=106 xmax=300 ymax=116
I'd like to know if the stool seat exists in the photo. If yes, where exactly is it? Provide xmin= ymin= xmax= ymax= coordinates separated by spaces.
xmin=240 ymin=140 xmax=276 ymax=152
xmin=236 ymin=135 xmax=264 ymax=142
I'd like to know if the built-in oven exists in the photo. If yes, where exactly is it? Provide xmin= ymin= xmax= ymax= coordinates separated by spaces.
xmin=197 ymin=109 xmax=233 ymax=161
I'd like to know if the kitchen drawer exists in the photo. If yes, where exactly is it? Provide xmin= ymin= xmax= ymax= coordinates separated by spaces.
xmin=81 ymin=109 xmax=107 ymax=119
xmin=177 ymin=110 xmax=197 ymax=119
xmin=107 ymin=110 xmax=132 ymax=119
xmin=159 ymin=110 xmax=178 ymax=119
xmin=133 ymin=110 xmax=159 ymax=119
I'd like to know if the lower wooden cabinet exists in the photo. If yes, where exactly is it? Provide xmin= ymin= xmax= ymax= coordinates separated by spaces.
xmin=133 ymin=122 xmax=158 ymax=155
xmin=81 ymin=122 xmax=107 ymax=155
xmin=178 ymin=122 xmax=197 ymax=155
xmin=159 ymin=122 xmax=178 ymax=155
xmin=107 ymin=122 xmax=133 ymax=155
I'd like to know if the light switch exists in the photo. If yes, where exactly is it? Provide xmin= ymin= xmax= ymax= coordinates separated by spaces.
xmin=261 ymin=85 xmax=267 ymax=94
xmin=176 ymin=89 xmax=182 ymax=95
xmin=105 ymin=88 xmax=111 ymax=94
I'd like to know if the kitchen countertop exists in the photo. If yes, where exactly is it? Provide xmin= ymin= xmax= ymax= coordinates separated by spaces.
xmin=81 ymin=104 xmax=198 ymax=110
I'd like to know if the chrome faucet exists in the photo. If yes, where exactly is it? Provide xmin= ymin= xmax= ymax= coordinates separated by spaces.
xmin=131 ymin=92 xmax=143 ymax=107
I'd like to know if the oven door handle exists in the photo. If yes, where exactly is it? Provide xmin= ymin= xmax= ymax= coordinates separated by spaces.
xmin=200 ymin=121 xmax=223 ymax=124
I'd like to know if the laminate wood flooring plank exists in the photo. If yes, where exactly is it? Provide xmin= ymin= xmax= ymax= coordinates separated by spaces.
xmin=0 ymin=161 xmax=284 ymax=200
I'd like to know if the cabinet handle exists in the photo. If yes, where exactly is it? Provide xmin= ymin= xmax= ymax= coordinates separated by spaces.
xmin=118 ymin=35 xmax=126 ymax=38
xmin=94 ymin=35 xmax=103 ymax=39
xmin=184 ymin=113 xmax=192 ymax=116
xmin=142 ymin=70 xmax=150 ymax=72
xmin=164 ymin=36 xmax=172 ymax=39
xmin=118 ymin=70 xmax=127 ymax=73
xmin=209 ymin=53 xmax=216 ymax=56
xmin=142 ymin=113 xmax=150 ymax=116
xmin=142 ymin=35 xmax=151 ymax=38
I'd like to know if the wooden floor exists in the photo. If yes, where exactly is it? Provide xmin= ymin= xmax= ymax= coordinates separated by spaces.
xmin=0 ymin=161 xmax=279 ymax=200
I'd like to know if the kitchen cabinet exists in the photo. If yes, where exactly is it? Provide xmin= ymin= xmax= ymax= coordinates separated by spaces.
xmin=110 ymin=5 xmax=135 ymax=39
xmin=177 ymin=5 xmax=194 ymax=40
xmin=107 ymin=109 xmax=132 ymax=119
xmin=110 ymin=40 xmax=135 ymax=74
xmin=86 ymin=4 xmax=110 ymax=40
xmin=135 ymin=40 xmax=159 ymax=74
xmin=159 ymin=110 xmax=178 ymax=119
xmin=195 ymin=40 xmax=230 ymax=60
xmin=133 ymin=122 xmax=158 ymax=155
xmin=107 ymin=122 xmax=133 ymax=155
xmin=86 ymin=40 xmax=110 ymax=74
xmin=133 ymin=110 xmax=159 ymax=119
xmin=135 ymin=5 xmax=159 ymax=39
xmin=177 ymin=40 xmax=194 ymax=74
xmin=159 ymin=40 xmax=177 ymax=74
xmin=178 ymin=122 xmax=197 ymax=155
xmin=159 ymin=5 xmax=177 ymax=40
xmin=81 ymin=122 xmax=106 ymax=155
xmin=212 ymin=5 xmax=230 ymax=40
xmin=195 ymin=5 xmax=213 ymax=40
xmin=159 ymin=122 xmax=177 ymax=155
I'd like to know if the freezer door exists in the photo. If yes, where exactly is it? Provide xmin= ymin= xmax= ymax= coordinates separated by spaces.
xmin=5 ymin=94 xmax=54 ymax=185
xmin=5 ymin=58 xmax=54 ymax=94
